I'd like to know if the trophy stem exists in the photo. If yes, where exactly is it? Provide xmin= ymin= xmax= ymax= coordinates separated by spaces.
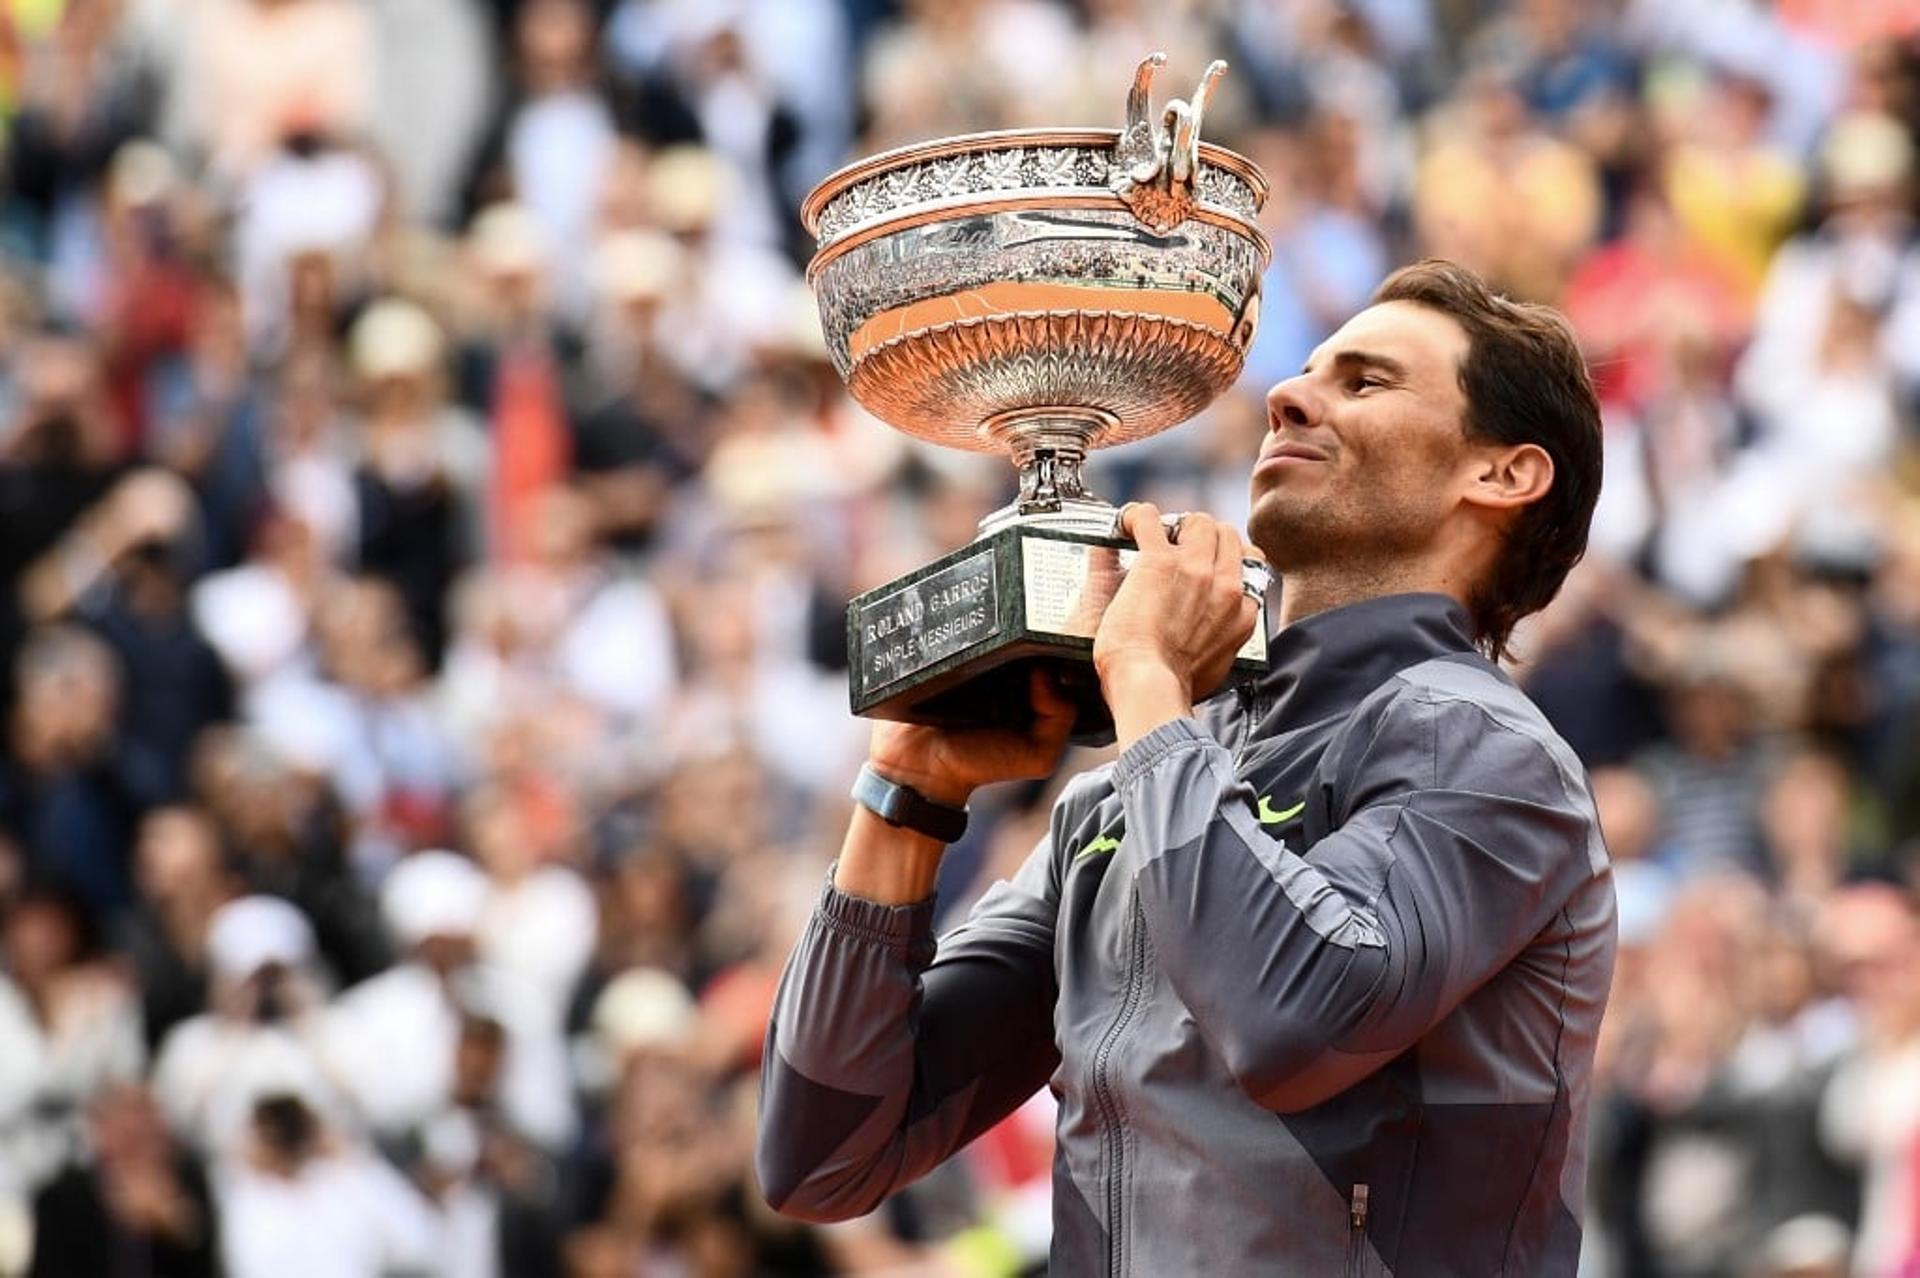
xmin=978 ymin=406 xmax=1120 ymax=537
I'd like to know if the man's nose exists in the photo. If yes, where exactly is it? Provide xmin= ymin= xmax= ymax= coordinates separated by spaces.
xmin=1265 ymin=376 xmax=1318 ymax=430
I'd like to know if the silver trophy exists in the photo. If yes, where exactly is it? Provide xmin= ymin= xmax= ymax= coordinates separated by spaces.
xmin=805 ymin=54 xmax=1271 ymax=741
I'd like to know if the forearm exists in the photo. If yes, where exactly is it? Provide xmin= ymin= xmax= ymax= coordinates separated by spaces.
xmin=831 ymin=806 xmax=948 ymax=906
xmin=834 ymin=736 xmax=982 ymax=905
xmin=759 ymin=862 xmax=1059 ymax=1219
xmin=758 ymin=880 xmax=940 ymax=1218
xmin=20 ymin=521 xmax=115 ymax=622
xmin=1112 ymin=721 xmax=1390 ymax=1105
xmin=1102 ymin=656 xmax=1193 ymax=752
xmin=764 ymin=700 xmax=1069 ymax=1215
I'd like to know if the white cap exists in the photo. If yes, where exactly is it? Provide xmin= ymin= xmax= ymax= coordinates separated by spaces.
xmin=593 ymin=229 xmax=685 ymax=303
xmin=469 ymin=202 xmax=549 ymax=277
xmin=646 ymin=145 xmax=731 ymax=233
xmin=348 ymin=298 xmax=444 ymax=381
xmin=381 ymin=850 xmax=489 ymax=948
xmin=207 ymin=896 xmax=316 ymax=981
xmin=1760 ymin=1214 xmax=1852 ymax=1272
xmin=110 ymin=140 xmax=177 ymax=208
xmin=1822 ymin=111 xmax=1914 ymax=196
xmin=591 ymin=967 xmax=697 ymax=1054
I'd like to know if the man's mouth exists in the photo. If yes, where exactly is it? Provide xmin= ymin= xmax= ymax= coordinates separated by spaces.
xmin=1253 ymin=440 xmax=1330 ymax=477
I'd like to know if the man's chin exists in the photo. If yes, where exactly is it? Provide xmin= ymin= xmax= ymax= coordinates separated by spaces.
xmin=1247 ymin=501 xmax=1338 ymax=575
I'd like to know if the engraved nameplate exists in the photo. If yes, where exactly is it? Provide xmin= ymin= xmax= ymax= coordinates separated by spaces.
xmin=1023 ymin=537 xmax=1121 ymax=639
xmin=1023 ymin=536 xmax=1267 ymax=660
xmin=856 ymin=550 xmax=999 ymax=692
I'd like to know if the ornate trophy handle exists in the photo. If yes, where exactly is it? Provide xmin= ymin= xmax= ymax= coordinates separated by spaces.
xmin=1112 ymin=54 xmax=1228 ymax=233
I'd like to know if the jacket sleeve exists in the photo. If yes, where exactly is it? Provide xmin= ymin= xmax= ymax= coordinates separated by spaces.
xmin=1113 ymin=682 xmax=1604 ymax=1113
xmin=755 ymin=836 xmax=1062 ymax=1221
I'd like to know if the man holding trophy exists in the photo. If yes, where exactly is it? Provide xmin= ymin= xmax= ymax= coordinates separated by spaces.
xmin=758 ymin=56 xmax=1615 ymax=1277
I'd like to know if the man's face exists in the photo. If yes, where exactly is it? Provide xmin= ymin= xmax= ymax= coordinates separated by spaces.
xmin=1249 ymin=301 xmax=1478 ymax=573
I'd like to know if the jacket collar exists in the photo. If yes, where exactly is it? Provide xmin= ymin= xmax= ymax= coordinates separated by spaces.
xmin=1249 ymin=592 xmax=1479 ymax=732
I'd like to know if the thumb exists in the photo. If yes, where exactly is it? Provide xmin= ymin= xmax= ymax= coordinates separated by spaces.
xmin=1120 ymin=501 xmax=1170 ymax=551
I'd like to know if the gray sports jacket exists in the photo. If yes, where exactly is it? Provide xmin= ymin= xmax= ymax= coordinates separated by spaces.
xmin=758 ymin=593 xmax=1616 ymax=1276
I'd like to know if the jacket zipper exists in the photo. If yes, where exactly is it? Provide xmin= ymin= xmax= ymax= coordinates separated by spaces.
xmin=1346 ymin=1183 xmax=1371 ymax=1277
xmin=1091 ymin=895 xmax=1150 ymax=1276
xmin=1234 ymin=682 xmax=1260 ymax=766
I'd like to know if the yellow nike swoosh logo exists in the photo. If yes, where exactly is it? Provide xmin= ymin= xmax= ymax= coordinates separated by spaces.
xmin=1257 ymin=796 xmax=1305 ymax=826
xmin=1073 ymin=833 xmax=1122 ymax=862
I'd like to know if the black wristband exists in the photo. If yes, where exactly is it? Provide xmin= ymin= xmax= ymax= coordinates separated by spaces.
xmin=851 ymin=764 xmax=970 ymax=843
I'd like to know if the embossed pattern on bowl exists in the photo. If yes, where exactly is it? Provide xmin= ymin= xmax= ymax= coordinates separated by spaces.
xmin=804 ymin=129 xmax=1270 ymax=453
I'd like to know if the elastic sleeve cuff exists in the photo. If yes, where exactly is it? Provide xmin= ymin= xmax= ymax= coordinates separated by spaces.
xmin=816 ymin=871 xmax=938 ymax=963
xmin=1112 ymin=716 xmax=1213 ymax=792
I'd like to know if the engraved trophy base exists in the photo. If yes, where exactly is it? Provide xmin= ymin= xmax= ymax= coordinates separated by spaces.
xmin=847 ymin=522 xmax=1270 ymax=746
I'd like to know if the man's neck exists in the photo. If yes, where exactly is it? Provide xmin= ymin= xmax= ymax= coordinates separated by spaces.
xmin=1275 ymin=561 xmax=1470 ymax=632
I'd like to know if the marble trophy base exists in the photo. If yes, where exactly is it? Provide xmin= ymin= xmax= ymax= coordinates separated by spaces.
xmin=848 ymin=524 xmax=1270 ymax=746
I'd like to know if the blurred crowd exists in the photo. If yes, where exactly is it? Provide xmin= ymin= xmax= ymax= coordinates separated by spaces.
xmin=4 ymin=0 xmax=1920 ymax=1275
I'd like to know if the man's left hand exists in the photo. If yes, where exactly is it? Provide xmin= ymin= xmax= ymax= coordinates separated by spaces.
xmin=1094 ymin=503 xmax=1259 ymax=748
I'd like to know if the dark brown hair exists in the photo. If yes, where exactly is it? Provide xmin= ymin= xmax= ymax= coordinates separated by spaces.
xmin=1370 ymin=259 xmax=1603 ymax=661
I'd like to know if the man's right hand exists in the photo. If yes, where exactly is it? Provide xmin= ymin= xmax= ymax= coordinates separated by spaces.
xmin=835 ymin=667 xmax=1076 ymax=906
xmin=866 ymin=666 xmax=1078 ymax=807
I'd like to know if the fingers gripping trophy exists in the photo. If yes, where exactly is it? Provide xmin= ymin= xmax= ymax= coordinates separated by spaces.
xmin=805 ymin=54 xmax=1272 ymax=742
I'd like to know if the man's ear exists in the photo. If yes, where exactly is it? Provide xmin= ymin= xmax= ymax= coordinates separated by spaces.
xmin=1463 ymin=442 xmax=1553 ymax=512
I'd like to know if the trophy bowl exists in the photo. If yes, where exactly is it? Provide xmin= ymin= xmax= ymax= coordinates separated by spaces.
xmin=806 ymin=56 xmax=1273 ymax=742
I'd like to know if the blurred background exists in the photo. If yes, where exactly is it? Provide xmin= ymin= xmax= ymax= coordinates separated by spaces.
xmin=1 ymin=0 xmax=1920 ymax=1275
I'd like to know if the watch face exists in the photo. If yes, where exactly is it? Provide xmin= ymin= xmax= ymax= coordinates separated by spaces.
xmin=855 ymin=765 xmax=964 ymax=840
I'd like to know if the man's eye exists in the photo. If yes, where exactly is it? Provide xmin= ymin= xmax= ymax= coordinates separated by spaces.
xmin=1347 ymin=375 xmax=1384 ymax=393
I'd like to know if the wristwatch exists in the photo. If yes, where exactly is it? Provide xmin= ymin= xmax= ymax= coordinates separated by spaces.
xmin=851 ymin=764 xmax=969 ymax=843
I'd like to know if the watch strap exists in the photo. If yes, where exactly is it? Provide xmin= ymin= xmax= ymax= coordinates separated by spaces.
xmin=852 ymin=764 xmax=969 ymax=843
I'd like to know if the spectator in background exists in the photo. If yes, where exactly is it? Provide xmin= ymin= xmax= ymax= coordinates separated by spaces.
xmin=230 ymin=127 xmax=385 ymax=364
xmin=1415 ymin=63 xmax=1603 ymax=299
xmin=20 ymin=468 xmax=233 ymax=802
xmin=151 ymin=895 xmax=341 ymax=1155
xmin=0 ymin=326 xmax=124 ymax=675
xmin=5 ymin=0 xmax=163 ymax=323
xmin=1235 ymin=121 xmax=1388 ymax=395
xmin=117 ymin=805 xmax=234 ymax=1053
xmin=0 ymin=884 xmax=145 ymax=1203
xmin=346 ymin=300 xmax=487 ymax=665
xmin=1821 ymin=888 xmax=1920 ymax=1277
xmin=453 ymin=204 xmax=580 ymax=563
xmin=178 ymin=0 xmax=372 ymax=184
xmin=466 ymin=781 xmax=598 ymax=1012
xmin=0 ymin=627 xmax=150 ymax=911
xmin=1636 ymin=653 xmax=1781 ymax=881
xmin=467 ymin=0 xmax=620 ymax=311
xmin=367 ymin=0 xmax=498 ymax=229
xmin=1659 ymin=71 xmax=1807 ymax=301
xmin=246 ymin=576 xmax=459 ymax=869
xmin=86 ymin=142 xmax=207 ymax=456
xmin=157 ymin=280 xmax=271 ymax=573
xmin=858 ymin=0 xmax=1082 ymax=150
xmin=186 ymin=728 xmax=390 ymax=986
xmin=396 ymin=1011 xmax=566 ymax=1278
xmin=641 ymin=145 xmax=799 ymax=393
xmin=323 ymin=850 xmax=576 ymax=1152
xmin=573 ymin=228 xmax=702 ymax=546
xmin=256 ymin=355 xmax=360 ymax=564
xmin=213 ymin=1049 xmax=444 ymax=1278
xmin=191 ymin=510 xmax=338 ymax=698
xmin=642 ymin=11 xmax=804 ymax=259
xmin=597 ymin=840 xmax=701 ymax=985
xmin=1762 ymin=748 xmax=1867 ymax=903
xmin=29 ymin=1084 xmax=219 ymax=1278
